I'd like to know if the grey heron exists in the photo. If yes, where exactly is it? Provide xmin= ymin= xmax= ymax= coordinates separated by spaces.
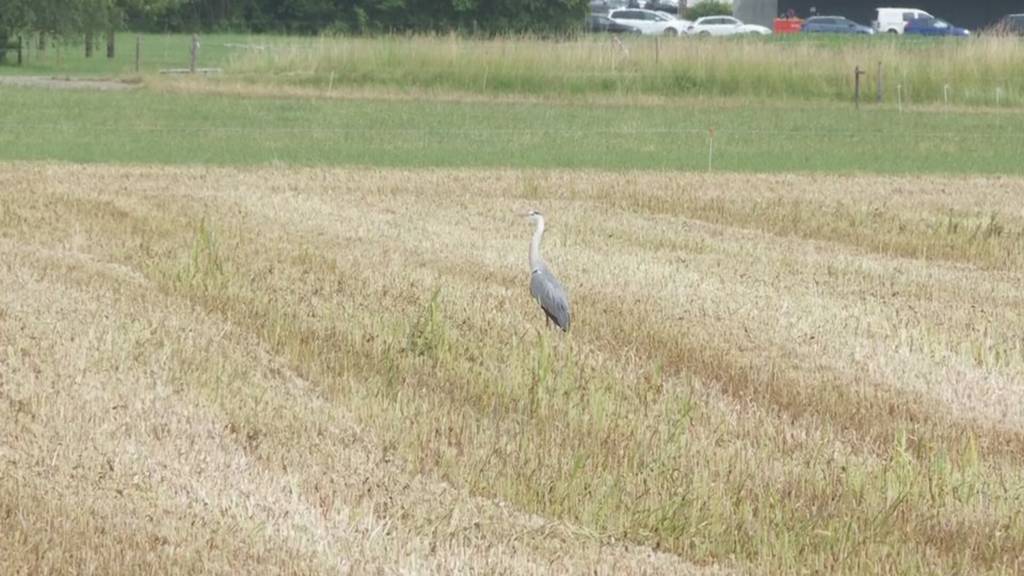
xmin=526 ymin=210 xmax=571 ymax=331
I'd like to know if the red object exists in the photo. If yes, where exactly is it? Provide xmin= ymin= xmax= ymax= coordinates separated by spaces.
xmin=773 ymin=18 xmax=803 ymax=34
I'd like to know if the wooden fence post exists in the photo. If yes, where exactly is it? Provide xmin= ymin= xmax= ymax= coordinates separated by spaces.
xmin=876 ymin=61 xmax=883 ymax=103
xmin=190 ymin=34 xmax=198 ymax=73
xmin=135 ymin=35 xmax=141 ymax=73
xmin=854 ymin=66 xmax=865 ymax=109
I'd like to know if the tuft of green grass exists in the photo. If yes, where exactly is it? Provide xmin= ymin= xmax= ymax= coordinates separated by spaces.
xmin=176 ymin=218 xmax=225 ymax=292
xmin=408 ymin=287 xmax=452 ymax=366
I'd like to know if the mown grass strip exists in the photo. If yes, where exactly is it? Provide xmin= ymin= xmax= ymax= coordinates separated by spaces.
xmin=1 ymin=86 xmax=1023 ymax=174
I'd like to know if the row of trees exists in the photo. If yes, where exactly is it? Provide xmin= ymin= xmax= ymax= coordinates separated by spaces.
xmin=0 ymin=0 xmax=179 ymax=60
xmin=139 ymin=0 xmax=595 ymax=34
xmin=0 ymin=0 xmax=594 ymax=54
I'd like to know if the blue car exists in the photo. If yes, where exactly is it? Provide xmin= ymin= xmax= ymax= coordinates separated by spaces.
xmin=904 ymin=17 xmax=970 ymax=36
xmin=801 ymin=16 xmax=874 ymax=35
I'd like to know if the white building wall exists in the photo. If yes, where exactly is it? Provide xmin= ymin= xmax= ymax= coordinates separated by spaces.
xmin=732 ymin=0 xmax=778 ymax=26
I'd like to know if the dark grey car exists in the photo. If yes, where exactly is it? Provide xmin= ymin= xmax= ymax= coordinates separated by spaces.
xmin=587 ymin=14 xmax=641 ymax=34
xmin=801 ymin=16 xmax=875 ymax=35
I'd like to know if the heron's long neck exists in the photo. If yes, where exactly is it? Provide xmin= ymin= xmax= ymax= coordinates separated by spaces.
xmin=530 ymin=217 xmax=545 ymax=272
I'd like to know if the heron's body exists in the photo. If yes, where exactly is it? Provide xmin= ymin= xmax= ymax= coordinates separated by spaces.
xmin=528 ymin=212 xmax=571 ymax=331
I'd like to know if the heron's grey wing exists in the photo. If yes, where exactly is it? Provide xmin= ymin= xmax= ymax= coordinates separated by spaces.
xmin=530 ymin=269 xmax=571 ymax=331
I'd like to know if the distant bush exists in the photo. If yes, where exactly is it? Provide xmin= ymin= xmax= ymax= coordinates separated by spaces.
xmin=685 ymin=1 xmax=732 ymax=20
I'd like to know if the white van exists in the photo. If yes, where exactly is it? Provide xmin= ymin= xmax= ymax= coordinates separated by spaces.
xmin=873 ymin=7 xmax=933 ymax=34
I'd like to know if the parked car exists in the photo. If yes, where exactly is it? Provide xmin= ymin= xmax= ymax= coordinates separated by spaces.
xmin=990 ymin=13 xmax=1024 ymax=36
xmin=904 ymin=17 xmax=970 ymax=37
xmin=801 ymin=15 xmax=874 ymax=35
xmin=687 ymin=16 xmax=772 ymax=36
xmin=873 ymin=7 xmax=933 ymax=34
xmin=608 ymin=8 xmax=691 ymax=35
xmin=587 ymin=14 xmax=642 ymax=34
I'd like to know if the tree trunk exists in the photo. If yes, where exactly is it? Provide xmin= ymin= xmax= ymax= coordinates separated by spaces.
xmin=38 ymin=32 xmax=46 ymax=52
xmin=106 ymin=28 xmax=115 ymax=58
xmin=85 ymin=31 xmax=93 ymax=58
xmin=0 ymin=33 xmax=7 ymax=64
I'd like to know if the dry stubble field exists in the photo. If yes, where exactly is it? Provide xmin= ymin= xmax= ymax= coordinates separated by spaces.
xmin=2 ymin=162 xmax=1024 ymax=574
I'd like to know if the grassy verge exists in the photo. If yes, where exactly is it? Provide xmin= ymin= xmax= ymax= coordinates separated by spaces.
xmin=1 ymin=84 xmax=1023 ymax=174
xmin=3 ymin=33 xmax=1022 ymax=107
xmin=227 ymin=34 xmax=1024 ymax=107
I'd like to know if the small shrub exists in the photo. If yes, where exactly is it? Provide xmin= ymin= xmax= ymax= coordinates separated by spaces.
xmin=686 ymin=1 xmax=733 ymax=20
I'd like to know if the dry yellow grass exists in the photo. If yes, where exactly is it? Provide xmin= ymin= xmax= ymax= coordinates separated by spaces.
xmin=2 ymin=162 xmax=1024 ymax=574
xmin=0 ymin=167 xmax=715 ymax=574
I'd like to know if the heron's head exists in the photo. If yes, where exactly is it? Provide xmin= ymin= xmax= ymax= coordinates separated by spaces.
xmin=525 ymin=209 xmax=544 ymax=224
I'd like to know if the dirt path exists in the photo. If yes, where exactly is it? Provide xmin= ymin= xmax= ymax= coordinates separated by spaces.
xmin=0 ymin=75 xmax=139 ymax=91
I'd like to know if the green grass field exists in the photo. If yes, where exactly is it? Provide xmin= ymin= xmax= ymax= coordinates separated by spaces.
xmin=1 ymin=85 xmax=1022 ymax=173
